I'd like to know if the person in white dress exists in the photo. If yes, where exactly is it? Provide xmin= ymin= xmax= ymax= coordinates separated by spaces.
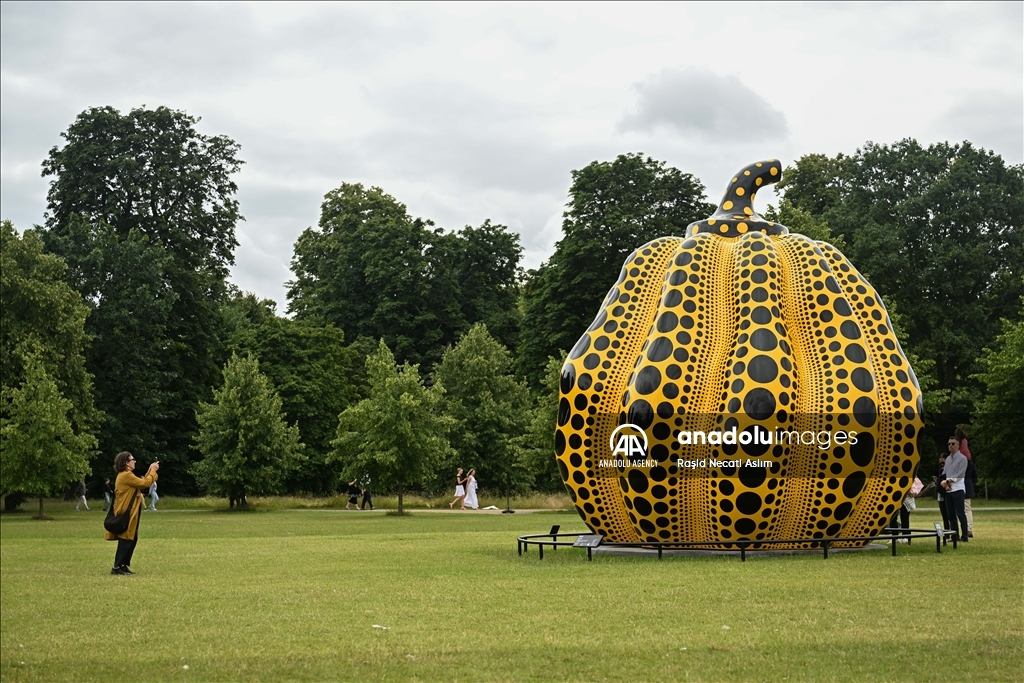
xmin=463 ymin=469 xmax=479 ymax=510
xmin=449 ymin=468 xmax=466 ymax=509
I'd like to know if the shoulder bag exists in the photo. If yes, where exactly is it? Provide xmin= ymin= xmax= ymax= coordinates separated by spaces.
xmin=103 ymin=491 xmax=137 ymax=534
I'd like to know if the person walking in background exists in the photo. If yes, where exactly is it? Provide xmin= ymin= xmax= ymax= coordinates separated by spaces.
xmin=359 ymin=473 xmax=374 ymax=510
xmin=104 ymin=452 xmax=159 ymax=575
xmin=346 ymin=477 xmax=361 ymax=510
xmin=102 ymin=478 xmax=113 ymax=511
xmin=941 ymin=436 xmax=970 ymax=543
xmin=147 ymin=480 xmax=159 ymax=511
xmin=74 ymin=478 xmax=90 ymax=511
xmin=956 ymin=427 xmax=976 ymax=538
xmin=449 ymin=468 xmax=466 ymax=509
xmin=463 ymin=469 xmax=479 ymax=510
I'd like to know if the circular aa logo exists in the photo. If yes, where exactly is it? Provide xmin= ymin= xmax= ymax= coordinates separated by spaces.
xmin=609 ymin=424 xmax=649 ymax=458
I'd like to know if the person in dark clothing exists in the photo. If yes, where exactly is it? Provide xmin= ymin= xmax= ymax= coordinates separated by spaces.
xmin=102 ymin=479 xmax=113 ymax=511
xmin=74 ymin=479 xmax=90 ymax=511
xmin=359 ymin=474 xmax=374 ymax=510
xmin=346 ymin=478 xmax=361 ymax=510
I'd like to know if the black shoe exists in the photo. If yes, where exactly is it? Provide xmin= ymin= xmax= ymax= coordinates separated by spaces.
xmin=120 ymin=566 xmax=135 ymax=574
xmin=111 ymin=567 xmax=126 ymax=575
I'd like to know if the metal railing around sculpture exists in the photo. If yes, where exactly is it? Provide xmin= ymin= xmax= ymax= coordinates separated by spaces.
xmin=517 ymin=524 xmax=960 ymax=562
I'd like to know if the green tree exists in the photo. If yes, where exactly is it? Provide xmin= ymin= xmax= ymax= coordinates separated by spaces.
xmin=288 ymin=184 xmax=523 ymax=366
xmin=331 ymin=341 xmax=453 ymax=512
xmin=1 ymin=352 xmax=95 ymax=518
xmin=192 ymin=354 xmax=305 ymax=507
xmin=433 ymin=324 xmax=531 ymax=496
xmin=517 ymin=153 xmax=714 ymax=385
xmin=1 ymin=221 xmax=98 ymax=431
xmin=222 ymin=289 xmax=371 ymax=494
xmin=515 ymin=353 xmax=567 ymax=492
xmin=973 ymin=296 xmax=1024 ymax=490
xmin=774 ymin=152 xmax=847 ymax=216
xmin=1 ymin=221 xmax=99 ymax=508
xmin=762 ymin=198 xmax=845 ymax=249
xmin=447 ymin=220 xmax=523 ymax=351
xmin=40 ymin=106 xmax=243 ymax=492
xmin=777 ymin=140 xmax=1024 ymax=434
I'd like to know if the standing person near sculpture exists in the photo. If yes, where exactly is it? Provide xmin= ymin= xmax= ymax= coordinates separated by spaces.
xmin=463 ymin=469 xmax=479 ymax=510
xmin=147 ymin=481 xmax=159 ymax=511
xmin=964 ymin=452 xmax=977 ymax=538
xmin=74 ymin=478 xmax=90 ymax=511
xmin=102 ymin=478 xmax=113 ymax=511
xmin=894 ymin=473 xmax=924 ymax=542
xmin=449 ymin=468 xmax=466 ymax=509
xmin=941 ymin=436 xmax=970 ymax=543
xmin=956 ymin=427 xmax=976 ymax=538
xmin=104 ymin=452 xmax=159 ymax=575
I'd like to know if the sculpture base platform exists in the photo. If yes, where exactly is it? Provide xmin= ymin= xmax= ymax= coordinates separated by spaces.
xmin=593 ymin=543 xmax=888 ymax=558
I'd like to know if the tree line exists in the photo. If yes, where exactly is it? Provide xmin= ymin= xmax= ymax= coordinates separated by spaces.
xmin=2 ymin=106 xmax=1022 ymax=513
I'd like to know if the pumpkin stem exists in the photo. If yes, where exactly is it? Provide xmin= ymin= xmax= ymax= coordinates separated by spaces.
xmin=687 ymin=160 xmax=788 ymax=237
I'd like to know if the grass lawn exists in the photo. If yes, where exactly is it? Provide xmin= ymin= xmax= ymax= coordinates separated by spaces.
xmin=1 ymin=503 xmax=1021 ymax=682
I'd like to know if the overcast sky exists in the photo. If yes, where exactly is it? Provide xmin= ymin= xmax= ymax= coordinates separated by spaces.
xmin=3 ymin=2 xmax=1021 ymax=308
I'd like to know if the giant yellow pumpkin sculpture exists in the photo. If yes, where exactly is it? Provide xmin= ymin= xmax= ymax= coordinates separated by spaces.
xmin=556 ymin=160 xmax=924 ymax=548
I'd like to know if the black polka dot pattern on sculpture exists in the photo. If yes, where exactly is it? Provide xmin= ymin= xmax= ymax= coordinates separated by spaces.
xmin=815 ymin=242 xmax=923 ymax=542
xmin=556 ymin=161 xmax=923 ymax=548
xmin=556 ymin=238 xmax=684 ymax=540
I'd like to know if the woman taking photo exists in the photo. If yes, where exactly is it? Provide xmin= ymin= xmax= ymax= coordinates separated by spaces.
xmin=104 ymin=451 xmax=159 ymax=575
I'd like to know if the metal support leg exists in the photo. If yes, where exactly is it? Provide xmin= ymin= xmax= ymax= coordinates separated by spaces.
xmin=658 ymin=547 xmax=663 ymax=561
xmin=518 ymin=541 xmax=522 ymax=556
xmin=587 ymin=547 xmax=592 ymax=561
xmin=823 ymin=542 xmax=829 ymax=560
xmin=539 ymin=543 xmax=544 ymax=560
xmin=891 ymin=535 xmax=897 ymax=557
xmin=740 ymin=547 xmax=746 ymax=562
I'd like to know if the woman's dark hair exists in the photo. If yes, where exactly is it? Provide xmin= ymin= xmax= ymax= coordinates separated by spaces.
xmin=955 ymin=427 xmax=967 ymax=442
xmin=114 ymin=451 xmax=133 ymax=473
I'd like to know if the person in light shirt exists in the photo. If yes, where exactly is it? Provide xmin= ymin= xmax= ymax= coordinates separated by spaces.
xmin=941 ymin=436 xmax=970 ymax=543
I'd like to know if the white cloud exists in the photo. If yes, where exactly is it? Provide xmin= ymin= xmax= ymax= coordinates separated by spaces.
xmin=619 ymin=68 xmax=788 ymax=142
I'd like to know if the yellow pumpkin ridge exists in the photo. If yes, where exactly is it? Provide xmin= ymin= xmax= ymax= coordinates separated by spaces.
xmin=558 ymin=239 xmax=684 ymax=542
xmin=816 ymin=243 xmax=923 ymax=540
